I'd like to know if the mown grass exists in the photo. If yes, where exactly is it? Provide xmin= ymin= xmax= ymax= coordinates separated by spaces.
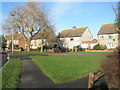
xmin=8 ymin=51 xmax=110 ymax=56
xmin=2 ymin=58 xmax=22 ymax=88
xmin=8 ymin=51 xmax=54 ymax=55
xmin=31 ymin=55 xmax=106 ymax=83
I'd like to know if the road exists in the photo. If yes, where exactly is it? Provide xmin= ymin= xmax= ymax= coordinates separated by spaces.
xmin=0 ymin=52 xmax=9 ymax=69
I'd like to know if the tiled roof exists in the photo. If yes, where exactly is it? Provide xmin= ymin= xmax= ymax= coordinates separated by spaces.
xmin=5 ymin=32 xmax=22 ymax=40
xmin=32 ymin=31 xmax=55 ymax=40
xmin=97 ymin=23 xmax=118 ymax=35
xmin=58 ymin=27 xmax=88 ymax=38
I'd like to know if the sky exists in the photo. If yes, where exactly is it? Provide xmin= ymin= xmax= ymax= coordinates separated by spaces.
xmin=1 ymin=2 xmax=118 ymax=39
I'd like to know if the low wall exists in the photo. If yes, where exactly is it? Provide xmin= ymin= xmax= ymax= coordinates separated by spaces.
xmin=85 ymin=50 xmax=117 ymax=52
xmin=5 ymin=49 xmax=21 ymax=51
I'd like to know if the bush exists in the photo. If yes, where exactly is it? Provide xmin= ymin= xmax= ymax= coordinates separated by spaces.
xmin=69 ymin=49 xmax=72 ymax=51
xmin=37 ymin=47 xmax=41 ymax=51
xmin=100 ymin=53 xmax=119 ymax=88
xmin=93 ymin=44 xmax=107 ymax=50
xmin=44 ymin=46 xmax=53 ymax=50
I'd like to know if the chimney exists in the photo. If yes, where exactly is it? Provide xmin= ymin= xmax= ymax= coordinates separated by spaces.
xmin=15 ymin=32 xmax=18 ymax=34
xmin=72 ymin=26 xmax=76 ymax=30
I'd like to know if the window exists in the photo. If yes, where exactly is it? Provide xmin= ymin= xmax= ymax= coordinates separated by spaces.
xmin=107 ymin=43 xmax=114 ymax=49
xmin=100 ymin=36 xmax=104 ymax=39
xmin=70 ymin=37 xmax=74 ymax=41
xmin=108 ymin=34 xmax=113 ymax=39
xmin=90 ymin=37 xmax=92 ymax=41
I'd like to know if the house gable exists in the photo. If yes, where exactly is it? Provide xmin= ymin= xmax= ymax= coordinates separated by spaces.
xmin=81 ymin=28 xmax=93 ymax=41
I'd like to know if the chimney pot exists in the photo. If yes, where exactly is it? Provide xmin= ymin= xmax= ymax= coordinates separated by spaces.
xmin=72 ymin=26 xmax=76 ymax=30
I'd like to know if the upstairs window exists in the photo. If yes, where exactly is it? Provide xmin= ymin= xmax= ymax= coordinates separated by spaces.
xmin=100 ymin=36 xmax=104 ymax=39
xmin=108 ymin=34 xmax=113 ymax=39
xmin=70 ymin=37 xmax=74 ymax=41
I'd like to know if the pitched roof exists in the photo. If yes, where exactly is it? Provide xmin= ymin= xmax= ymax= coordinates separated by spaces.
xmin=5 ymin=32 xmax=23 ymax=40
xmin=32 ymin=31 xmax=55 ymax=40
xmin=58 ymin=27 xmax=88 ymax=38
xmin=97 ymin=23 xmax=118 ymax=35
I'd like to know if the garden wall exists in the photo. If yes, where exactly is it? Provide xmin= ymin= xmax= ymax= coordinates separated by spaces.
xmin=85 ymin=50 xmax=117 ymax=52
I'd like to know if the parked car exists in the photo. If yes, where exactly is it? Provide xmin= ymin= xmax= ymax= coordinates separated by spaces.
xmin=73 ymin=45 xmax=83 ymax=52
xmin=54 ymin=46 xmax=69 ymax=53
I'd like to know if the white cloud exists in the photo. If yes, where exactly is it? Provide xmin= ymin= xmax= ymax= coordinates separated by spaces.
xmin=51 ymin=2 xmax=75 ymax=19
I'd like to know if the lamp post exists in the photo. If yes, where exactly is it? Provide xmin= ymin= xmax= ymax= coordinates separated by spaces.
xmin=11 ymin=14 xmax=15 ymax=53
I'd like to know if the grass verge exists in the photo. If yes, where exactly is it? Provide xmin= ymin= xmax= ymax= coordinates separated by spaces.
xmin=8 ymin=51 xmax=111 ymax=56
xmin=2 ymin=58 xmax=22 ymax=88
xmin=31 ymin=55 xmax=106 ymax=83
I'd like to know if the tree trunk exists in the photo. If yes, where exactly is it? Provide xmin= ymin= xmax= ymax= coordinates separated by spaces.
xmin=27 ymin=40 xmax=31 ymax=51
xmin=40 ymin=39 xmax=44 ymax=52
xmin=41 ymin=45 xmax=43 ymax=52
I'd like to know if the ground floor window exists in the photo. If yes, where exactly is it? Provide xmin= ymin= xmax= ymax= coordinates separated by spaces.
xmin=107 ymin=43 xmax=114 ymax=49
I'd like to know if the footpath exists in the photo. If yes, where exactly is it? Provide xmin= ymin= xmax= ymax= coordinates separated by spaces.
xmin=19 ymin=56 xmax=88 ymax=88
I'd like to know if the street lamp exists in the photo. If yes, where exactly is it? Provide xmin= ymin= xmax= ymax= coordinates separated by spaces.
xmin=11 ymin=13 xmax=15 ymax=53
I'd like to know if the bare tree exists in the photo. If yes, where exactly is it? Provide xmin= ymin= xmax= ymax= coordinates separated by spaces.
xmin=100 ymin=3 xmax=120 ymax=89
xmin=45 ymin=30 xmax=57 ymax=46
xmin=112 ymin=2 xmax=120 ymax=52
xmin=3 ymin=2 xmax=55 ymax=52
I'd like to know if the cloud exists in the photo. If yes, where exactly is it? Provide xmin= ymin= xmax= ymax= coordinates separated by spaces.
xmin=51 ymin=2 xmax=74 ymax=19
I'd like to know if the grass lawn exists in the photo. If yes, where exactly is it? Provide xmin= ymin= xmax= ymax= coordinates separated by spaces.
xmin=8 ymin=51 xmax=54 ymax=55
xmin=1 ymin=58 xmax=22 ymax=88
xmin=31 ymin=55 xmax=106 ymax=83
xmin=8 ymin=51 xmax=110 ymax=56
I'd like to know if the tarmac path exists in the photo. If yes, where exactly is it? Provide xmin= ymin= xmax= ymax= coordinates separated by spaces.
xmin=19 ymin=56 xmax=89 ymax=88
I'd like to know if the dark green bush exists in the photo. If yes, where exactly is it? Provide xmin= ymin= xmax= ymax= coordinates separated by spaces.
xmin=37 ymin=47 xmax=41 ymax=51
xmin=43 ymin=46 xmax=54 ymax=50
xmin=37 ymin=46 xmax=54 ymax=51
xmin=69 ymin=49 xmax=72 ymax=51
xmin=93 ymin=44 xmax=107 ymax=50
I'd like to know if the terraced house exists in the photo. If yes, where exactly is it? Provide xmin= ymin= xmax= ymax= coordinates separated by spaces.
xmin=97 ymin=23 xmax=119 ymax=49
xmin=57 ymin=26 xmax=94 ymax=49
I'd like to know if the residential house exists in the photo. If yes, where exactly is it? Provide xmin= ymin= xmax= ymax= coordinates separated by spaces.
xmin=31 ymin=31 xmax=56 ymax=49
xmin=4 ymin=32 xmax=28 ymax=50
xmin=31 ymin=33 xmax=46 ymax=49
xmin=57 ymin=26 xmax=94 ymax=49
xmin=97 ymin=23 xmax=119 ymax=49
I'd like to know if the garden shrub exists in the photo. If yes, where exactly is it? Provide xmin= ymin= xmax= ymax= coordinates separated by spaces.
xmin=93 ymin=44 xmax=107 ymax=50
xmin=100 ymin=53 xmax=120 ymax=89
xmin=69 ymin=49 xmax=72 ymax=51
xmin=37 ymin=46 xmax=54 ymax=51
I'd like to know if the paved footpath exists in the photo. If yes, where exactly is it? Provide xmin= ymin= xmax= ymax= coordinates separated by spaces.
xmin=19 ymin=56 xmax=56 ymax=88
xmin=19 ymin=56 xmax=88 ymax=88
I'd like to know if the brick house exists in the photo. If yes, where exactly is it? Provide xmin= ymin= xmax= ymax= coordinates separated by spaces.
xmin=97 ymin=23 xmax=119 ymax=49
xmin=4 ymin=32 xmax=28 ymax=50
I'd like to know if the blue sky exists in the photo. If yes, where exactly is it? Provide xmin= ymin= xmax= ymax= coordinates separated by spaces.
xmin=1 ymin=2 xmax=117 ymax=39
